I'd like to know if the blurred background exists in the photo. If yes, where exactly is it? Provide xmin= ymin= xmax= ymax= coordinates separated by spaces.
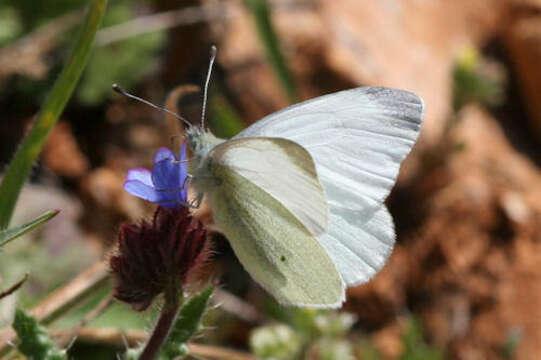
xmin=0 ymin=0 xmax=540 ymax=359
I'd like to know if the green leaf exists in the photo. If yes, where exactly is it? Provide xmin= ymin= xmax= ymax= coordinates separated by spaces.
xmin=244 ymin=0 xmax=297 ymax=102
xmin=160 ymin=287 xmax=214 ymax=358
xmin=0 ymin=0 xmax=108 ymax=230
xmin=0 ymin=210 xmax=59 ymax=248
xmin=12 ymin=309 xmax=67 ymax=360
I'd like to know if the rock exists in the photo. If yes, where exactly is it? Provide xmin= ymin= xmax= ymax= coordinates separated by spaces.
xmin=43 ymin=122 xmax=89 ymax=178
xmin=80 ymin=167 xmax=146 ymax=243
xmin=318 ymin=0 xmax=507 ymax=146
xmin=348 ymin=104 xmax=540 ymax=358
xmin=408 ymin=106 xmax=541 ymax=358
xmin=218 ymin=0 xmax=508 ymax=146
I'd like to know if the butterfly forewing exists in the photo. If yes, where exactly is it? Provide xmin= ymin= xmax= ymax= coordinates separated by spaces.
xmin=233 ymin=87 xmax=424 ymax=286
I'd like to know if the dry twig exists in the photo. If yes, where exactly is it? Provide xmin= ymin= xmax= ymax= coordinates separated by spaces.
xmin=0 ymin=0 xmax=315 ymax=79
xmin=0 ymin=261 xmax=109 ymax=355
xmin=213 ymin=288 xmax=265 ymax=324
xmin=95 ymin=3 xmax=234 ymax=46
xmin=0 ymin=274 xmax=28 ymax=300
xmin=56 ymin=293 xmax=114 ymax=348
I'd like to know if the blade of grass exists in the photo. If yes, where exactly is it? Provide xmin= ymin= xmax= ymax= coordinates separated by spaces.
xmin=211 ymin=94 xmax=246 ymax=138
xmin=244 ymin=0 xmax=297 ymax=103
xmin=0 ymin=210 xmax=59 ymax=248
xmin=0 ymin=0 xmax=108 ymax=229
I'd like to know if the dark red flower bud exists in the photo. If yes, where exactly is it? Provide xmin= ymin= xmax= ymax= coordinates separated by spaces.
xmin=110 ymin=206 xmax=211 ymax=311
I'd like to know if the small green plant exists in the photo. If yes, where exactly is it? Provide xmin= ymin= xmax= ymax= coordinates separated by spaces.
xmin=452 ymin=46 xmax=506 ymax=111
xmin=251 ymin=323 xmax=303 ymax=359
xmin=250 ymin=307 xmax=357 ymax=360
xmin=308 ymin=338 xmax=355 ymax=360
xmin=501 ymin=327 xmax=521 ymax=359
xmin=249 ymin=312 xmax=447 ymax=360
xmin=12 ymin=309 xmax=67 ymax=360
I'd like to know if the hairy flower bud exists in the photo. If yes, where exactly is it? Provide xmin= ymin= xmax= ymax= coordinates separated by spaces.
xmin=110 ymin=206 xmax=211 ymax=311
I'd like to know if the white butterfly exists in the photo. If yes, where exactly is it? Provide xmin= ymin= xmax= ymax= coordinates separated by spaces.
xmin=185 ymin=86 xmax=424 ymax=308
xmin=116 ymin=46 xmax=424 ymax=308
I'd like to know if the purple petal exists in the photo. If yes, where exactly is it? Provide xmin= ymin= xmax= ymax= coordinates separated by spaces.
xmin=178 ymin=142 xmax=187 ymax=162
xmin=124 ymin=181 xmax=163 ymax=202
xmin=153 ymin=147 xmax=175 ymax=163
xmin=155 ymin=188 xmax=187 ymax=207
xmin=124 ymin=145 xmax=189 ymax=208
xmin=125 ymin=180 xmax=186 ymax=208
xmin=151 ymin=159 xmax=183 ymax=190
xmin=178 ymin=142 xmax=188 ymax=191
xmin=126 ymin=168 xmax=153 ymax=186
xmin=175 ymin=187 xmax=188 ymax=203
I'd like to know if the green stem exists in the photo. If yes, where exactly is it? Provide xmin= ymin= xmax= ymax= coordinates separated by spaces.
xmin=0 ymin=0 xmax=108 ymax=229
xmin=244 ymin=0 xmax=297 ymax=102
xmin=139 ymin=290 xmax=181 ymax=360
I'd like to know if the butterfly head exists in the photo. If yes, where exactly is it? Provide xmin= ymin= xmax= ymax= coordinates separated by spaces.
xmin=186 ymin=125 xmax=223 ymax=161
xmin=186 ymin=45 xmax=220 ymax=160
xmin=113 ymin=46 xmax=220 ymax=163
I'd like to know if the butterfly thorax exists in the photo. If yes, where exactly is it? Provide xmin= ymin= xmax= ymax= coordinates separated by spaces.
xmin=186 ymin=126 xmax=225 ymax=193
xmin=186 ymin=126 xmax=224 ymax=161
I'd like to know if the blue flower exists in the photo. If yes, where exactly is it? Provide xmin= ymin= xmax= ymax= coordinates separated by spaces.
xmin=124 ymin=144 xmax=188 ymax=208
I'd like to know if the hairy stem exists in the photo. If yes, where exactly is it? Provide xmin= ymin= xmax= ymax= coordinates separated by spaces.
xmin=139 ymin=290 xmax=181 ymax=360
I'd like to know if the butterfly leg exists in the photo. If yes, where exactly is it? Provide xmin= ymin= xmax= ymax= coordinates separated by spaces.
xmin=189 ymin=192 xmax=204 ymax=209
xmin=182 ymin=174 xmax=192 ymax=190
xmin=158 ymin=196 xmax=202 ymax=209
xmin=163 ymin=191 xmax=203 ymax=209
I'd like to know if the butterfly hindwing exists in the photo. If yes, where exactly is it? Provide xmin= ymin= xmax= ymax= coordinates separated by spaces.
xmin=203 ymin=138 xmax=343 ymax=307
xmin=209 ymin=137 xmax=329 ymax=236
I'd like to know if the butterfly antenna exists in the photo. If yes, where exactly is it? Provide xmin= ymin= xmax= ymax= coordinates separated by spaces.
xmin=201 ymin=45 xmax=217 ymax=130
xmin=112 ymin=84 xmax=192 ymax=128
